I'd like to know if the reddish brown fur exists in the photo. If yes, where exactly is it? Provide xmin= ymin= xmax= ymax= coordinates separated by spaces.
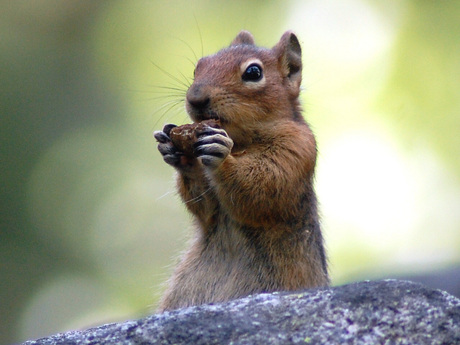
xmin=157 ymin=31 xmax=329 ymax=312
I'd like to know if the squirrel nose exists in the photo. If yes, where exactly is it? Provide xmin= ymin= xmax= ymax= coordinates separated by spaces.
xmin=187 ymin=85 xmax=210 ymax=111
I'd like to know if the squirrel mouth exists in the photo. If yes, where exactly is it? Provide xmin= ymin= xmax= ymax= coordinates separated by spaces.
xmin=193 ymin=111 xmax=223 ymax=123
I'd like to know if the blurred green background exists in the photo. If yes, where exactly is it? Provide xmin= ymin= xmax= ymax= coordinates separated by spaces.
xmin=1 ymin=1 xmax=459 ymax=343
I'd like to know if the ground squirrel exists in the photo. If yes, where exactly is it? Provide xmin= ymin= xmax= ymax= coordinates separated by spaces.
xmin=154 ymin=31 xmax=329 ymax=311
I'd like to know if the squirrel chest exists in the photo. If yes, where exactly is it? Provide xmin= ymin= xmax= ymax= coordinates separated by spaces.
xmin=154 ymin=30 xmax=329 ymax=311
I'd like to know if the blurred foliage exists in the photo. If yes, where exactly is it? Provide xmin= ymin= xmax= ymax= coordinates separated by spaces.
xmin=379 ymin=1 xmax=460 ymax=172
xmin=1 ymin=1 xmax=459 ymax=344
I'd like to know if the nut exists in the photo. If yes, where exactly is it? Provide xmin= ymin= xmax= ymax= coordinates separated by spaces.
xmin=170 ymin=119 xmax=221 ymax=156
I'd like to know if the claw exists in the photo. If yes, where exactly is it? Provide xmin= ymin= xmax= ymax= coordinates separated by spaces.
xmin=154 ymin=131 xmax=170 ymax=143
xmin=193 ymin=127 xmax=233 ymax=169
xmin=196 ymin=126 xmax=228 ymax=138
xmin=163 ymin=124 xmax=178 ymax=136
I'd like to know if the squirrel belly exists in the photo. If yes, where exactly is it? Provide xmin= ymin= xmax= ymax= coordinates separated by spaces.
xmin=154 ymin=31 xmax=329 ymax=312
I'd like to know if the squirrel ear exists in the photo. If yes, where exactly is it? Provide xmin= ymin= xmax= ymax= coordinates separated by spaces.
xmin=273 ymin=31 xmax=302 ymax=96
xmin=230 ymin=31 xmax=255 ymax=46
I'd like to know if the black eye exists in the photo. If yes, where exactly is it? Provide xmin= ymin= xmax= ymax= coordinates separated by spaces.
xmin=242 ymin=64 xmax=263 ymax=82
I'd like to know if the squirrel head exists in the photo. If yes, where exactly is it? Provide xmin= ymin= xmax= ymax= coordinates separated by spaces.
xmin=186 ymin=31 xmax=303 ymax=146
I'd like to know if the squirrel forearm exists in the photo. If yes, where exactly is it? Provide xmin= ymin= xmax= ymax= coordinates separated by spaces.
xmin=177 ymin=172 xmax=219 ymax=229
xmin=210 ymin=126 xmax=317 ymax=228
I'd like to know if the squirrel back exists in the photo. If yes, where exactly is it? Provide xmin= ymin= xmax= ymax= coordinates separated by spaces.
xmin=154 ymin=31 xmax=329 ymax=311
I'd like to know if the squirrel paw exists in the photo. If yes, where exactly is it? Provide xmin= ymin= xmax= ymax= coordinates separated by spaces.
xmin=154 ymin=124 xmax=184 ymax=167
xmin=194 ymin=126 xmax=234 ymax=168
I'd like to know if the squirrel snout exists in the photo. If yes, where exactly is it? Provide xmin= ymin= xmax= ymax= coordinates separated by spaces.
xmin=187 ymin=85 xmax=210 ymax=112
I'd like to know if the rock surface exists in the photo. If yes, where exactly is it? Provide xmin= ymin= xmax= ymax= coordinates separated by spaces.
xmin=22 ymin=280 xmax=460 ymax=345
xmin=402 ymin=266 xmax=460 ymax=299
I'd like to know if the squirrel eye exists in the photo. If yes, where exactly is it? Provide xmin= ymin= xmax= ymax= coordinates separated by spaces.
xmin=242 ymin=64 xmax=263 ymax=82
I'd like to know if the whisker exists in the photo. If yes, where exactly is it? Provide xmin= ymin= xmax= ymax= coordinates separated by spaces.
xmin=184 ymin=56 xmax=197 ymax=69
xmin=178 ymin=71 xmax=192 ymax=89
xmin=145 ymin=85 xmax=187 ymax=93
xmin=168 ymin=53 xmax=197 ymax=71
xmin=155 ymin=84 xmax=188 ymax=94
xmin=152 ymin=100 xmax=185 ymax=129
xmin=152 ymin=100 xmax=183 ymax=115
xmin=171 ymin=36 xmax=199 ymax=62
xmin=184 ymin=186 xmax=212 ymax=205
xmin=156 ymin=190 xmax=175 ymax=201
xmin=149 ymin=59 xmax=190 ymax=89
xmin=193 ymin=14 xmax=204 ymax=58
xmin=139 ymin=94 xmax=184 ymax=102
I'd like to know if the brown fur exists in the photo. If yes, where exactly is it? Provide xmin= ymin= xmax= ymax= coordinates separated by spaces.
xmin=156 ymin=31 xmax=329 ymax=312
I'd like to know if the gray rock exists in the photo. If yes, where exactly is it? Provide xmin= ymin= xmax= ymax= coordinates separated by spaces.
xmin=401 ymin=266 xmax=460 ymax=298
xmin=22 ymin=280 xmax=460 ymax=345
